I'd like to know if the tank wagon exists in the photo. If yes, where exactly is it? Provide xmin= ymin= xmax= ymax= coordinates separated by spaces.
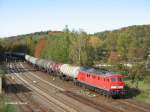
xmin=10 ymin=53 xmax=126 ymax=97
xmin=60 ymin=64 xmax=83 ymax=80
xmin=25 ymin=55 xmax=38 ymax=67
xmin=5 ymin=52 xmax=25 ymax=61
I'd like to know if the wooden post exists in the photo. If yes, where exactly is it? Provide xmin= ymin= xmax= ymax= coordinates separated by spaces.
xmin=0 ymin=77 xmax=2 ymax=94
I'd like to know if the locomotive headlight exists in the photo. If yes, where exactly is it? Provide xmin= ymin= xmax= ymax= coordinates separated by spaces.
xmin=111 ymin=86 xmax=117 ymax=89
xmin=111 ymin=86 xmax=123 ymax=89
xmin=117 ymin=86 xmax=123 ymax=89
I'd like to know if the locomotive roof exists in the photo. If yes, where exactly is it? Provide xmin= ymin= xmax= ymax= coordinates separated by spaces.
xmin=81 ymin=68 xmax=118 ymax=76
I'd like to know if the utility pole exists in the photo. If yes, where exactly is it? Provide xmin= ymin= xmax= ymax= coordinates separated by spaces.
xmin=0 ymin=76 xmax=1 ymax=94
xmin=146 ymin=54 xmax=150 ymax=71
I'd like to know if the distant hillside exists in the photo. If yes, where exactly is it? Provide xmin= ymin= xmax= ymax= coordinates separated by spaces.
xmin=94 ymin=25 xmax=150 ymax=39
xmin=1 ymin=25 xmax=150 ymax=64
xmin=94 ymin=25 xmax=150 ymax=60
xmin=1 ymin=31 xmax=64 ymax=54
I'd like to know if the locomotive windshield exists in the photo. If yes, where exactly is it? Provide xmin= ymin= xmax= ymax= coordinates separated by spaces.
xmin=111 ymin=78 xmax=122 ymax=82
xmin=118 ymin=78 xmax=123 ymax=82
xmin=111 ymin=78 xmax=117 ymax=82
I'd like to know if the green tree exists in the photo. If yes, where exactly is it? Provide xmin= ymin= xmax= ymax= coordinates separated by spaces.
xmin=69 ymin=31 xmax=93 ymax=66
xmin=26 ymin=36 xmax=36 ymax=56
xmin=117 ymin=32 xmax=131 ymax=60
xmin=128 ymin=63 xmax=146 ymax=88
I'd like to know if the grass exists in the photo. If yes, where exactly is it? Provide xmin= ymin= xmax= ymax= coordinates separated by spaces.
xmin=4 ymin=97 xmax=16 ymax=112
xmin=136 ymin=91 xmax=150 ymax=104
xmin=0 ymin=65 xmax=4 ymax=111
xmin=0 ymin=94 xmax=4 ymax=112
xmin=0 ymin=65 xmax=16 ymax=112
xmin=0 ymin=95 xmax=15 ymax=112
xmin=125 ymin=74 xmax=150 ymax=104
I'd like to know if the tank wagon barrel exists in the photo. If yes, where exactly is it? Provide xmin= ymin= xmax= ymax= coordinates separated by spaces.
xmin=60 ymin=64 xmax=83 ymax=80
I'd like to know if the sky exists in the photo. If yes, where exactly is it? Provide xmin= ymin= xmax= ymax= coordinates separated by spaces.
xmin=0 ymin=0 xmax=150 ymax=37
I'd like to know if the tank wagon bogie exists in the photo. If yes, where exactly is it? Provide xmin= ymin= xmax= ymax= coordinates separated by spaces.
xmin=53 ymin=63 xmax=62 ymax=73
xmin=52 ymin=63 xmax=62 ymax=75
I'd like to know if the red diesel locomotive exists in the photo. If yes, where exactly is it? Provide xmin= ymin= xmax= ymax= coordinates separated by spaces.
xmin=76 ymin=68 xmax=126 ymax=97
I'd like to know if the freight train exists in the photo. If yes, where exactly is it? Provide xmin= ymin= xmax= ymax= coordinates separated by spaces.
xmin=5 ymin=52 xmax=126 ymax=97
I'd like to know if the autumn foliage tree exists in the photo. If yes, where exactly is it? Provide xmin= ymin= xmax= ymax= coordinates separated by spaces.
xmin=35 ymin=38 xmax=46 ymax=58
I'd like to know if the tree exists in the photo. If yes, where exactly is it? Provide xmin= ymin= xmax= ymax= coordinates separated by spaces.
xmin=69 ymin=31 xmax=93 ymax=66
xmin=26 ymin=36 xmax=37 ymax=56
xmin=117 ymin=32 xmax=131 ymax=60
xmin=128 ymin=63 xmax=146 ymax=88
xmin=35 ymin=38 xmax=46 ymax=58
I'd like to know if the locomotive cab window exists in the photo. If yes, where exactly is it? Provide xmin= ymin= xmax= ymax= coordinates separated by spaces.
xmin=87 ymin=74 xmax=90 ymax=77
xmin=111 ymin=78 xmax=117 ymax=82
xmin=118 ymin=78 xmax=122 ymax=82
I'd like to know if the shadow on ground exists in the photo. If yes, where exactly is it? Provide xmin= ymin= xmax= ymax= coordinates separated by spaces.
xmin=5 ymin=84 xmax=31 ymax=94
xmin=122 ymin=86 xmax=141 ymax=99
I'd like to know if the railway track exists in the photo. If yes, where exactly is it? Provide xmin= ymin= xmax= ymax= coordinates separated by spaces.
xmin=5 ymin=75 xmax=35 ymax=112
xmin=6 ymin=80 xmax=25 ymax=112
xmin=10 ymin=63 xmax=81 ymax=112
xmin=17 ymin=63 xmax=114 ymax=112
xmin=12 ymin=75 xmax=71 ymax=112
xmin=116 ymin=99 xmax=150 ymax=112
xmin=7 ymin=66 xmax=53 ymax=112
xmin=21 ymin=62 xmax=150 ymax=112
xmin=18 ymin=63 xmax=123 ymax=112
xmin=5 ymin=61 xmax=150 ymax=112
